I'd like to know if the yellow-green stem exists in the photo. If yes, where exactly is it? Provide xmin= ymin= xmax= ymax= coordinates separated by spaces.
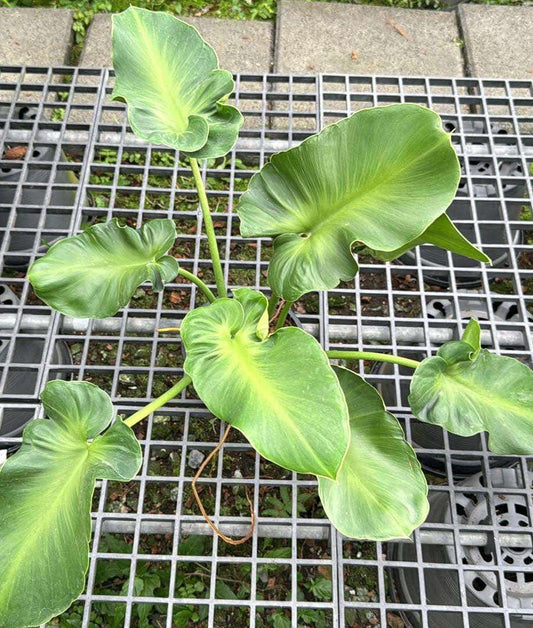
xmin=267 ymin=293 xmax=279 ymax=317
xmin=326 ymin=350 xmax=420 ymax=370
xmin=189 ymin=158 xmax=227 ymax=298
xmin=124 ymin=375 xmax=192 ymax=427
xmin=178 ymin=267 xmax=216 ymax=303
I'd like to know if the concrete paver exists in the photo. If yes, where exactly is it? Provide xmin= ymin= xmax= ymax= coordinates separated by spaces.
xmin=0 ymin=8 xmax=73 ymax=66
xmin=275 ymin=0 xmax=465 ymax=76
xmin=458 ymin=5 xmax=533 ymax=78
xmin=80 ymin=13 xmax=273 ymax=72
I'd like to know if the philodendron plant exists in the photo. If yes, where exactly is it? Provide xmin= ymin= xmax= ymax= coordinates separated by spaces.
xmin=1 ymin=7 xmax=532 ymax=626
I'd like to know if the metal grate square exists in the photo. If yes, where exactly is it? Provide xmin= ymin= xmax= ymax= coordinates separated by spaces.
xmin=0 ymin=67 xmax=532 ymax=627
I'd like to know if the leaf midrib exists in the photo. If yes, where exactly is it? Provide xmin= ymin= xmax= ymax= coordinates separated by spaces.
xmin=68 ymin=256 xmax=157 ymax=272
xmin=220 ymin=332 xmax=339 ymax=476
xmin=344 ymin=427 xmax=420 ymax=535
xmin=131 ymin=8 xmax=189 ymax=132
xmin=439 ymin=362 xmax=533 ymax=419
xmin=0 ymin=449 xmax=89 ymax=606
xmin=302 ymin=134 xmax=449 ymax=243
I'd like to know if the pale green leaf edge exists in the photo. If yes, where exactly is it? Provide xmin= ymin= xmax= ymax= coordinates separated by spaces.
xmin=318 ymin=367 xmax=429 ymax=541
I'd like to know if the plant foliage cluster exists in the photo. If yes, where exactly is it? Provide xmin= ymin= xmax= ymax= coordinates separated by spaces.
xmin=0 ymin=7 xmax=532 ymax=627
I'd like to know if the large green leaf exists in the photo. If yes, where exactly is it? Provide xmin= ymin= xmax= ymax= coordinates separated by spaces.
xmin=365 ymin=214 xmax=490 ymax=263
xmin=112 ymin=7 xmax=243 ymax=159
xmin=181 ymin=288 xmax=350 ymax=479
xmin=236 ymin=104 xmax=486 ymax=301
xmin=319 ymin=367 xmax=428 ymax=540
xmin=0 ymin=380 xmax=141 ymax=627
xmin=409 ymin=322 xmax=533 ymax=455
xmin=28 ymin=219 xmax=178 ymax=319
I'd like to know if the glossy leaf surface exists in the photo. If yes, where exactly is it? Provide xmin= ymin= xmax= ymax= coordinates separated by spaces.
xmin=181 ymin=288 xmax=350 ymax=478
xmin=112 ymin=7 xmax=242 ymax=159
xmin=366 ymin=214 xmax=490 ymax=263
xmin=28 ymin=219 xmax=178 ymax=319
xmin=0 ymin=381 xmax=141 ymax=627
xmin=319 ymin=367 xmax=428 ymax=540
xmin=236 ymin=104 xmax=478 ymax=301
xmin=409 ymin=328 xmax=533 ymax=454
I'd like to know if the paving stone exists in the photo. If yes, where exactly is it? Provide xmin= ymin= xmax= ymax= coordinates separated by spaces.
xmin=80 ymin=13 xmax=273 ymax=72
xmin=0 ymin=8 xmax=73 ymax=66
xmin=187 ymin=17 xmax=273 ymax=73
xmin=78 ymin=14 xmax=111 ymax=68
xmin=459 ymin=5 xmax=533 ymax=78
xmin=275 ymin=0 xmax=464 ymax=76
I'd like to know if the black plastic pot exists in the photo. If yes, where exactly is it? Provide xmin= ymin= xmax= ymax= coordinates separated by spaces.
xmin=0 ymin=284 xmax=72 ymax=452
xmin=426 ymin=296 xmax=533 ymax=326
xmin=388 ymin=467 xmax=533 ymax=627
xmin=0 ymin=337 xmax=72 ymax=452
xmin=374 ymin=353 xmax=516 ymax=479
xmin=0 ymin=105 xmax=77 ymax=270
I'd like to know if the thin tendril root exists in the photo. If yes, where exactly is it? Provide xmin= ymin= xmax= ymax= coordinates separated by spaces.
xmin=191 ymin=425 xmax=255 ymax=545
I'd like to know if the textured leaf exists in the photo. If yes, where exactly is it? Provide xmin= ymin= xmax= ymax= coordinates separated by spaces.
xmin=112 ymin=7 xmax=243 ymax=159
xmin=181 ymin=288 xmax=350 ymax=478
xmin=28 ymin=219 xmax=178 ymax=319
xmin=0 ymin=380 xmax=141 ymax=627
xmin=366 ymin=214 xmax=490 ymax=263
xmin=319 ymin=367 xmax=428 ymax=540
xmin=409 ymin=334 xmax=533 ymax=455
xmin=236 ymin=104 xmax=486 ymax=301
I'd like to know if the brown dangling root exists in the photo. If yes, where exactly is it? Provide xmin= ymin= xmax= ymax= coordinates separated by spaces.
xmin=270 ymin=299 xmax=286 ymax=324
xmin=191 ymin=425 xmax=256 ymax=545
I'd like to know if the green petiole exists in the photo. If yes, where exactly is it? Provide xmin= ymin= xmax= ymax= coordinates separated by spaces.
xmin=273 ymin=300 xmax=293 ymax=331
xmin=189 ymin=158 xmax=227 ymax=299
xmin=178 ymin=267 xmax=216 ymax=303
xmin=326 ymin=350 xmax=421 ymax=370
xmin=124 ymin=375 xmax=192 ymax=427
xmin=267 ymin=293 xmax=279 ymax=318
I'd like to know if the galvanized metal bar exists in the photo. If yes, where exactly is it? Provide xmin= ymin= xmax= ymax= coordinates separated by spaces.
xmin=1 ymin=68 xmax=533 ymax=627
xmin=0 ymin=313 xmax=529 ymax=348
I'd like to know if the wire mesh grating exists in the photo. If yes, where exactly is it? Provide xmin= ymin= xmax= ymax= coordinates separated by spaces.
xmin=0 ymin=67 xmax=532 ymax=627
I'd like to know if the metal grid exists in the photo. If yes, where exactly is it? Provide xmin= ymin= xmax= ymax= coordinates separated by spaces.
xmin=0 ymin=67 xmax=532 ymax=627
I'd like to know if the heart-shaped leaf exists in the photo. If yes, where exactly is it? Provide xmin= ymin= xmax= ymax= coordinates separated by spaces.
xmin=0 ymin=380 xmax=141 ymax=627
xmin=409 ymin=328 xmax=533 ymax=455
xmin=28 ymin=219 xmax=178 ymax=319
xmin=236 ymin=104 xmax=486 ymax=301
xmin=319 ymin=367 xmax=428 ymax=540
xmin=181 ymin=288 xmax=350 ymax=479
xmin=112 ymin=7 xmax=243 ymax=159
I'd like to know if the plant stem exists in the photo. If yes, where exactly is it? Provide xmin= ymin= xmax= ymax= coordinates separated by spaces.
xmin=189 ymin=158 xmax=227 ymax=298
xmin=178 ymin=267 xmax=216 ymax=303
xmin=124 ymin=375 xmax=192 ymax=427
xmin=267 ymin=293 xmax=278 ymax=318
xmin=273 ymin=300 xmax=293 ymax=331
xmin=326 ymin=350 xmax=420 ymax=370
